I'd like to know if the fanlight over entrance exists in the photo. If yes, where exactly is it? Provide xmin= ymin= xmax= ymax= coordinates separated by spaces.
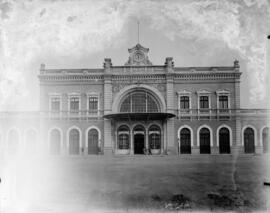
xmin=120 ymin=91 xmax=159 ymax=113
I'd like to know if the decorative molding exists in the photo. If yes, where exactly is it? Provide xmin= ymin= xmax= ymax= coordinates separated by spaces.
xmin=177 ymin=89 xmax=191 ymax=95
xmin=197 ymin=89 xmax=211 ymax=95
xmin=216 ymin=89 xmax=230 ymax=94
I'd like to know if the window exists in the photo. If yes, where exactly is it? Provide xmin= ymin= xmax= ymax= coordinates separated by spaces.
xmin=180 ymin=96 xmax=189 ymax=109
xmin=89 ymin=96 xmax=98 ymax=111
xmin=120 ymin=91 xmax=159 ymax=113
xmin=70 ymin=97 xmax=79 ymax=112
xmin=200 ymin=96 xmax=209 ymax=109
xmin=118 ymin=125 xmax=130 ymax=149
xmin=219 ymin=96 xmax=228 ymax=109
xmin=51 ymin=97 xmax=60 ymax=112
xmin=119 ymin=134 xmax=129 ymax=149
xmin=149 ymin=125 xmax=161 ymax=149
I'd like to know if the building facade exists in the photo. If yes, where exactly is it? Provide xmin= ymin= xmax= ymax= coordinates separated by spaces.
xmin=0 ymin=43 xmax=269 ymax=156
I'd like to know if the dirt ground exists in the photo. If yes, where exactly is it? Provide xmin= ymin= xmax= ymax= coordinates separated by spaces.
xmin=1 ymin=154 xmax=270 ymax=212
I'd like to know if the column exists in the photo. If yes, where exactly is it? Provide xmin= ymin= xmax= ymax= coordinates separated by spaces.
xmin=145 ymin=133 xmax=149 ymax=151
xmin=103 ymin=58 xmax=113 ymax=155
xmin=255 ymin=129 xmax=263 ymax=154
xmin=232 ymin=60 xmax=242 ymax=154
xmin=130 ymin=132 xmax=134 ymax=155
xmin=161 ymin=121 xmax=165 ymax=154
xmin=165 ymin=57 xmax=176 ymax=155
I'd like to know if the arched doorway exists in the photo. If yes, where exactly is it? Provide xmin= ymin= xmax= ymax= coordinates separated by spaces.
xmin=200 ymin=128 xmax=211 ymax=154
xmin=50 ymin=129 xmax=61 ymax=155
xmin=133 ymin=125 xmax=145 ymax=154
xmin=8 ymin=129 xmax=19 ymax=154
xmin=149 ymin=125 xmax=161 ymax=153
xmin=25 ymin=130 xmax=37 ymax=154
xmin=88 ymin=129 xmax=99 ymax=154
xmin=219 ymin=127 xmax=230 ymax=154
xmin=180 ymin=128 xmax=191 ymax=154
xmin=244 ymin=127 xmax=255 ymax=154
xmin=69 ymin=129 xmax=80 ymax=155
xmin=118 ymin=125 xmax=130 ymax=150
xmin=262 ymin=127 xmax=269 ymax=153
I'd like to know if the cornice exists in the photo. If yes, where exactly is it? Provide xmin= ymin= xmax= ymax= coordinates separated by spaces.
xmin=38 ymin=70 xmax=241 ymax=82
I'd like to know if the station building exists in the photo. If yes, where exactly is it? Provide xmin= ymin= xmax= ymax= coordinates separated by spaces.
xmin=0 ymin=43 xmax=269 ymax=156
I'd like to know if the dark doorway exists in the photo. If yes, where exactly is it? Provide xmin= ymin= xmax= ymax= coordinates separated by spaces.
xmin=180 ymin=128 xmax=191 ymax=154
xmin=219 ymin=127 xmax=230 ymax=154
xmin=200 ymin=128 xmax=211 ymax=154
xmin=134 ymin=134 xmax=144 ymax=154
xmin=88 ymin=129 xmax=99 ymax=154
xmin=244 ymin=127 xmax=255 ymax=154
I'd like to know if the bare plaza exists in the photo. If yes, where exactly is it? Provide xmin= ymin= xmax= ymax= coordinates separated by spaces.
xmin=0 ymin=154 xmax=269 ymax=212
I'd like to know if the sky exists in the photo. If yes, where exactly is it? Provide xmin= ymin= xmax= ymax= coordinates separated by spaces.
xmin=0 ymin=0 xmax=270 ymax=111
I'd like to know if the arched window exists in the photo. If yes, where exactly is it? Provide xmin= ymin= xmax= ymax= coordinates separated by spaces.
xmin=118 ymin=125 xmax=130 ymax=150
xmin=244 ymin=127 xmax=255 ymax=154
xmin=219 ymin=127 xmax=230 ymax=154
xmin=200 ymin=128 xmax=211 ymax=154
xmin=180 ymin=128 xmax=191 ymax=154
xmin=8 ymin=129 xmax=19 ymax=154
xmin=262 ymin=127 xmax=269 ymax=153
xmin=149 ymin=125 xmax=161 ymax=150
xmin=50 ymin=129 xmax=61 ymax=155
xmin=69 ymin=129 xmax=80 ymax=155
xmin=120 ymin=91 xmax=159 ymax=113
xmin=25 ymin=130 xmax=37 ymax=154
xmin=88 ymin=129 xmax=99 ymax=154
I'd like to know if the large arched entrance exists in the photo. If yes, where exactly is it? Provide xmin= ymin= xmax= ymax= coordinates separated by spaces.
xmin=133 ymin=125 xmax=145 ymax=154
xmin=262 ymin=127 xmax=269 ymax=153
xmin=219 ymin=127 xmax=230 ymax=154
xmin=200 ymin=128 xmax=211 ymax=154
xmin=50 ymin=129 xmax=61 ymax=155
xmin=244 ymin=127 xmax=255 ymax=154
xmin=88 ymin=129 xmax=99 ymax=154
xmin=69 ymin=129 xmax=80 ymax=155
xmin=103 ymin=87 xmax=175 ymax=155
xmin=180 ymin=128 xmax=191 ymax=154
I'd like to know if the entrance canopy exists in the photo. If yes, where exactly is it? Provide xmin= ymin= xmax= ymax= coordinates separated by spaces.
xmin=103 ymin=112 xmax=175 ymax=121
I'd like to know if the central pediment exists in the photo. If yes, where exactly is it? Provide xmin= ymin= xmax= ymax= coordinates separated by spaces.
xmin=125 ymin=43 xmax=152 ymax=66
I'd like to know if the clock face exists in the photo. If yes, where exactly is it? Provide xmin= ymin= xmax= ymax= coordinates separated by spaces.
xmin=133 ymin=52 xmax=144 ymax=62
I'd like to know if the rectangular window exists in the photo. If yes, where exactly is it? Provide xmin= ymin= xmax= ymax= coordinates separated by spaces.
xmin=89 ymin=96 xmax=98 ymax=111
xmin=51 ymin=97 xmax=60 ymax=112
xmin=70 ymin=97 xmax=79 ymax=112
xmin=200 ymin=96 xmax=209 ymax=109
xmin=219 ymin=95 xmax=228 ymax=109
xmin=180 ymin=96 xmax=190 ymax=109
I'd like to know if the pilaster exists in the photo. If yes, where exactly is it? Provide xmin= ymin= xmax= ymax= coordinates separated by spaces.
xmin=165 ymin=57 xmax=176 ymax=155
xmin=103 ymin=58 xmax=113 ymax=155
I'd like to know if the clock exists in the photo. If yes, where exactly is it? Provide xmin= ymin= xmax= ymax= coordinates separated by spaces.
xmin=133 ymin=52 xmax=145 ymax=62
